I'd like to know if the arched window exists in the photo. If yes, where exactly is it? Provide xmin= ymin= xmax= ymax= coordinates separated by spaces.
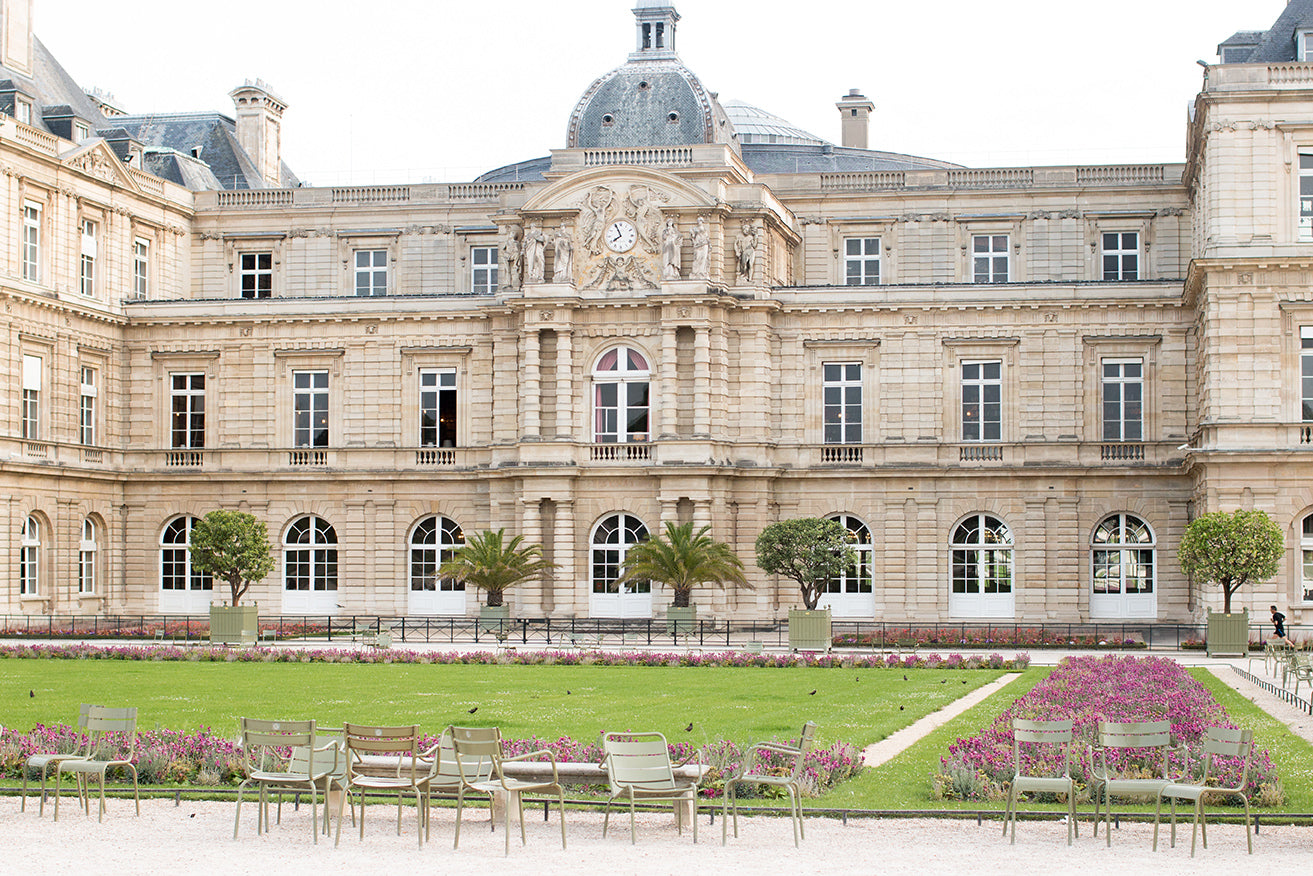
xmin=79 ymin=518 xmax=98 ymax=594
xmin=591 ymin=514 xmax=649 ymax=594
xmin=1302 ymin=514 xmax=1313 ymax=604
xmin=824 ymin=514 xmax=872 ymax=594
xmin=19 ymin=515 xmax=40 ymax=596
xmin=410 ymin=516 xmax=465 ymax=592
xmin=1092 ymin=514 xmax=1155 ymax=595
xmin=284 ymin=516 xmax=338 ymax=593
xmin=950 ymin=514 xmax=1014 ymax=618
xmin=160 ymin=516 xmax=212 ymax=592
xmin=593 ymin=347 xmax=650 ymax=444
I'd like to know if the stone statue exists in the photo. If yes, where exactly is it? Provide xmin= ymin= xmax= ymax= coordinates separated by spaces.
xmin=503 ymin=225 xmax=523 ymax=291
xmin=690 ymin=216 xmax=710 ymax=279
xmin=581 ymin=185 xmax=615 ymax=255
xmin=624 ymin=184 xmax=667 ymax=253
xmin=734 ymin=220 xmax=759 ymax=282
xmin=661 ymin=218 xmax=682 ymax=280
xmin=524 ymin=222 xmax=546 ymax=284
xmin=552 ymin=225 xmax=573 ymax=283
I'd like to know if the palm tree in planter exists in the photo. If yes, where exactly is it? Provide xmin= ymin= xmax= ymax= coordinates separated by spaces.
xmin=617 ymin=521 xmax=747 ymax=634
xmin=438 ymin=528 xmax=553 ymax=636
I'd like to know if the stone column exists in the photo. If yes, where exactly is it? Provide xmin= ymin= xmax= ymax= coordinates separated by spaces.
xmin=693 ymin=327 xmax=711 ymax=437
xmin=555 ymin=329 xmax=574 ymax=439
xmin=552 ymin=499 xmax=575 ymax=616
xmin=519 ymin=497 xmax=545 ymax=614
xmin=660 ymin=325 xmax=678 ymax=439
xmin=522 ymin=328 xmax=541 ymax=440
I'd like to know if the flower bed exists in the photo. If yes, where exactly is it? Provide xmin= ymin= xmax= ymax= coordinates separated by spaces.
xmin=935 ymin=655 xmax=1282 ymax=804
xmin=0 ymin=725 xmax=858 ymax=798
xmin=0 ymin=642 xmax=1029 ymax=670
xmin=834 ymin=626 xmax=1148 ymax=650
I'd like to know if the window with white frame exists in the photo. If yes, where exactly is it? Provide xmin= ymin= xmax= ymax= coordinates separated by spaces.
xmin=293 ymin=370 xmax=330 ymax=447
xmin=19 ymin=515 xmax=40 ymax=596
xmin=1101 ymin=232 xmax=1139 ymax=281
xmin=951 ymin=514 xmax=1013 ymax=596
xmin=133 ymin=238 xmax=149 ymax=298
xmin=14 ymin=98 xmax=32 ymax=125
xmin=239 ymin=252 xmax=272 ymax=299
xmin=160 ymin=517 xmax=212 ymax=592
xmin=823 ymin=362 xmax=862 ymax=444
xmin=591 ymin=514 xmax=649 ymax=595
xmin=961 ymin=360 xmax=1002 ymax=441
xmin=471 ymin=246 xmax=498 ymax=294
xmin=1102 ymin=359 xmax=1143 ymax=442
xmin=823 ymin=514 xmax=873 ymax=595
xmin=844 ymin=237 xmax=881 ymax=285
xmin=74 ymin=121 xmax=90 ymax=143
xmin=21 ymin=354 xmax=41 ymax=440
xmin=1091 ymin=513 xmax=1155 ymax=596
xmin=354 ymin=249 xmax=387 ymax=296
xmin=1302 ymin=514 xmax=1313 ymax=603
xmin=170 ymin=373 xmax=205 ymax=449
xmin=972 ymin=234 xmax=1009 ymax=283
xmin=1302 ymin=154 xmax=1313 ymax=241
xmin=593 ymin=346 xmax=650 ymax=443
xmin=409 ymin=516 xmax=465 ymax=594
xmin=80 ymin=366 xmax=98 ymax=445
xmin=420 ymin=369 xmax=457 ymax=447
xmin=1302 ymin=327 xmax=1313 ymax=421
xmin=21 ymin=202 xmax=40 ymax=282
xmin=1300 ymin=31 xmax=1313 ymax=62
xmin=284 ymin=516 xmax=338 ymax=593
xmin=79 ymin=518 xmax=98 ymax=594
xmin=80 ymin=219 xmax=96 ymax=297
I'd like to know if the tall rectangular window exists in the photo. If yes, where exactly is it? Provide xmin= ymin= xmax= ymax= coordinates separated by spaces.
xmin=1302 ymin=154 xmax=1313 ymax=241
xmin=293 ymin=371 xmax=329 ymax=447
xmin=80 ymin=219 xmax=97 ymax=297
xmin=1302 ymin=327 xmax=1313 ymax=421
xmin=844 ymin=238 xmax=881 ymax=285
xmin=79 ymin=519 xmax=97 ymax=594
xmin=74 ymin=121 xmax=91 ymax=143
xmin=80 ymin=366 xmax=98 ymax=445
xmin=972 ymin=234 xmax=1009 ymax=283
xmin=419 ymin=369 xmax=458 ymax=447
xmin=239 ymin=252 xmax=272 ymax=298
xmin=1101 ymin=359 xmax=1143 ymax=441
xmin=21 ymin=354 xmax=41 ymax=439
xmin=15 ymin=98 xmax=32 ymax=125
xmin=822 ymin=362 xmax=862 ymax=444
xmin=21 ymin=202 xmax=40 ymax=282
xmin=472 ymin=246 xmax=498 ymax=294
xmin=170 ymin=373 xmax=205 ymax=449
xmin=1101 ymin=232 xmax=1139 ymax=281
xmin=961 ymin=361 xmax=1002 ymax=441
xmin=354 ymin=249 xmax=387 ymax=296
xmin=133 ymin=238 xmax=149 ymax=298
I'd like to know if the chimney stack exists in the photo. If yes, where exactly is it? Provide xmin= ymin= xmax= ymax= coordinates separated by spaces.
xmin=1 ymin=0 xmax=34 ymax=76
xmin=836 ymin=88 xmax=874 ymax=150
xmin=229 ymin=79 xmax=287 ymax=188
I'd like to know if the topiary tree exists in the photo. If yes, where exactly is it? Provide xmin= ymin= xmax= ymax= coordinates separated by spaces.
xmin=187 ymin=510 xmax=275 ymax=607
xmin=437 ymin=528 xmax=553 ymax=608
xmin=1178 ymin=509 xmax=1284 ymax=614
xmin=754 ymin=517 xmax=857 ymax=611
xmin=617 ymin=521 xmax=748 ymax=608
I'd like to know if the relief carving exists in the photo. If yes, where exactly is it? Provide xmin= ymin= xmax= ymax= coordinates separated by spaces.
xmin=580 ymin=185 xmax=616 ymax=256
xmin=69 ymin=150 xmax=117 ymax=183
xmin=624 ymin=184 xmax=668 ymax=253
xmin=582 ymin=255 xmax=660 ymax=291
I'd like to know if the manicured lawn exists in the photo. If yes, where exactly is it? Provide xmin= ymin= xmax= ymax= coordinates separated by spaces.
xmin=2 ymin=660 xmax=1007 ymax=749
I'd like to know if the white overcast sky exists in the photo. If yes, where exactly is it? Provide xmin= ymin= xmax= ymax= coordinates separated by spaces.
xmin=42 ymin=0 xmax=1288 ymax=186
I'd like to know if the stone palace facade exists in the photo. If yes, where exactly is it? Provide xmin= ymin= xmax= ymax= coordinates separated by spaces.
xmin=4 ymin=0 xmax=1313 ymax=624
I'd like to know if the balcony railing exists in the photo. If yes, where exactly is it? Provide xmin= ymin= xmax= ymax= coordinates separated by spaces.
xmin=590 ymin=443 xmax=652 ymax=462
xmin=959 ymin=444 xmax=1004 ymax=462
xmin=1100 ymin=443 xmax=1145 ymax=462
xmin=820 ymin=445 xmax=864 ymax=464
xmin=416 ymin=448 xmax=457 ymax=465
xmin=288 ymin=449 xmax=328 ymax=466
xmin=166 ymin=450 xmax=204 ymax=468
xmin=25 ymin=441 xmax=50 ymax=459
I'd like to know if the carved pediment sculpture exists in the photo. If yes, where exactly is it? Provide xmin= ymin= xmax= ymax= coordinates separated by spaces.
xmin=623 ymin=183 xmax=670 ymax=254
xmin=68 ymin=149 xmax=119 ymax=184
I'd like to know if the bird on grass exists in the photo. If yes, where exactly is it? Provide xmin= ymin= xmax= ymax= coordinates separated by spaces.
xmin=29 ymin=690 xmax=35 ymax=698
xmin=809 ymin=689 xmax=817 ymax=696
xmin=899 ymin=706 xmax=904 ymax=711
xmin=685 ymin=723 xmax=694 ymax=732
xmin=903 ymin=674 xmax=908 ymax=681
xmin=467 ymin=706 xmax=478 ymax=714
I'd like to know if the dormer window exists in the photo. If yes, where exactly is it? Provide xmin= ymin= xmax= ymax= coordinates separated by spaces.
xmin=74 ymin=121 xmax=90 ymax=142
xmin=1300 ymin=30 xmax=1313 ymax=62
xmin=14 ymin=97 xmax=32 ymax=125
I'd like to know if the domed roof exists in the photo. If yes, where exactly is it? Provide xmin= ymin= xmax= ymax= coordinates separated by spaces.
xmin=721 ymin=100 xmax=828 ymax=147
xmin=566 ymin=59 xmax=737 ymax=152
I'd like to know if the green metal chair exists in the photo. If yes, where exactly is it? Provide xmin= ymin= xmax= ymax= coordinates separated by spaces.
xmin=53 ymin=706 xmax=139 ymax=822
xmin=1002 ymin=719 xmax=1077 ymax=845
xmin=601 ymin=730 xmax=703 ymax=844
xmin=22 ymin=702 xmax=98 ymax=816
xmin=722 ymin=721 xmax=817 ymax=846
xmin=1153 ymin=726 xmax=1254 ymax=856
xmin=335 ymin=723 xmax=435 ymax=848
xmin=1089 ymin=719 xmax=1184 ymax=846
xmin=448 ymin=725 xmax=567 ymax=856
xmin=233 ymin=718 xmax=341 ymax=843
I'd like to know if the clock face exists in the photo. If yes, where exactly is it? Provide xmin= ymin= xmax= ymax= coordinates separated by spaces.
xmin=605 ymin=220 xmax=638 ymax=253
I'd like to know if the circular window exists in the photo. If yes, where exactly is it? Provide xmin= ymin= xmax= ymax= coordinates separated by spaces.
xmin=668 ymin=112 xmax=679 ymax=123
xmin=602 ymin=113 xmax=615 ymax=125
xmin=638 ymin=81 xmax=650 ymax=90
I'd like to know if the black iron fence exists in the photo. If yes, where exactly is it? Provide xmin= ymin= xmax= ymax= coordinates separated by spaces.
xmin=0 ymin=613 xmax=1280 ymax=652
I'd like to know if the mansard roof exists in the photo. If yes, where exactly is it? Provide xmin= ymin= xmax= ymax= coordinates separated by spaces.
xmin=1226 ymin=0 xmax=1313 ymax=62
xmin=111 ymin=112 xmax=298 ymax=190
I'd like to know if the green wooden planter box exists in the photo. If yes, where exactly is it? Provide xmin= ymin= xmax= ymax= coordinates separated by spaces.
xmin=1206 ymin=608 xmax=1250 ymax=657
xmin=209 ymin=603 xmax=259 ymax=645
xmin=479 ymin=604 xmax=511 ymax=639
xmin=788 ymin=608 xmax=832 ymax=651
xmin=666 ymin=604 xmax=697 ymax=637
